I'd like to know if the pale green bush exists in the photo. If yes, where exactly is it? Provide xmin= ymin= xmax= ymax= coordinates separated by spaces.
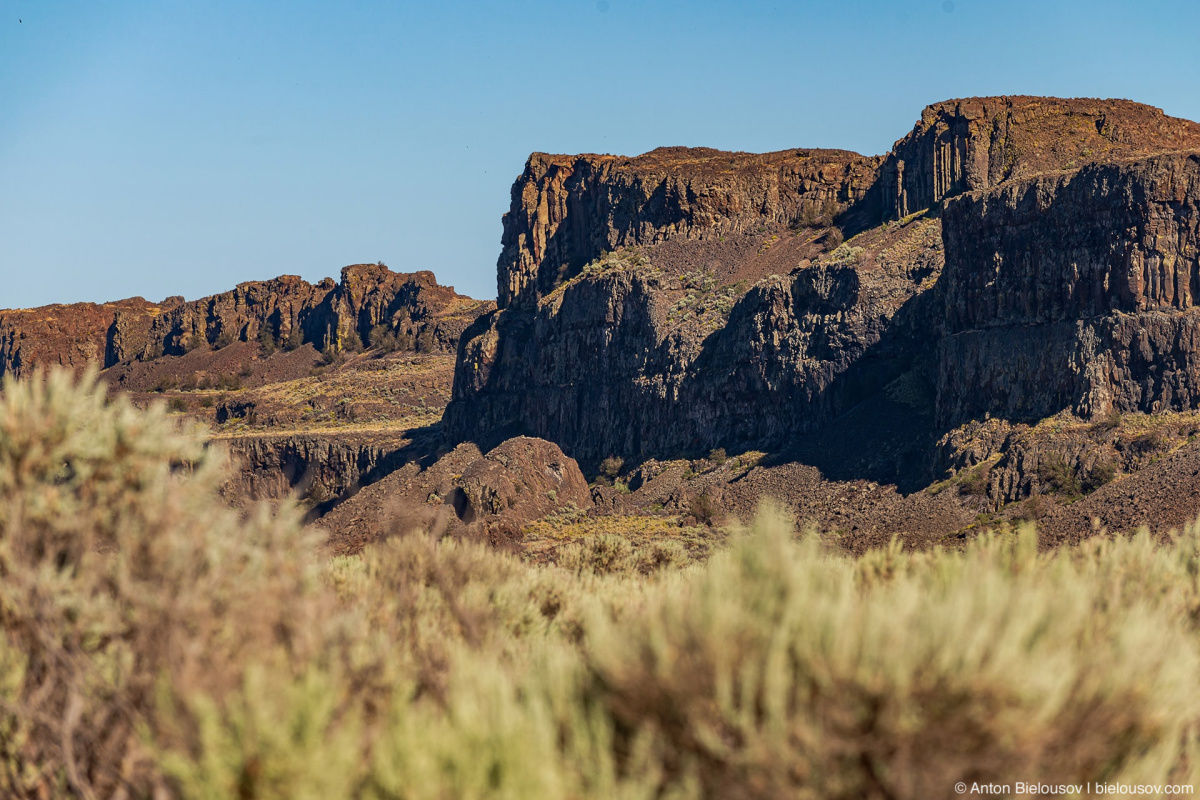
xmin=584 ymin=513 xmax=1200 ymax=797
xmin=3 ymin=370 xmax=1200 ymax=798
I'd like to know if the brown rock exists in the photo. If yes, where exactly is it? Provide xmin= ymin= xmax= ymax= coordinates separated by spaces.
xmin=0 ymin=297 xmax=161 ymax=379
xmin=314 ymin=436 xmax=592 ymax=554
xmin=0 ymin=265 xmax=493 ymax=378
xmin=882 ymin=96 xmax=1200 ymax=219
xmin=450 ymin=96 xmax=1200 ymax=470
xmin=498 ymin=146 xmax=884 ymax=309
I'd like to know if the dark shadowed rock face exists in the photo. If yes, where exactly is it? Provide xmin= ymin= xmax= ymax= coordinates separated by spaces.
xmin=938 ymin=152 xmax=1200 ymax=425
xmin=0 ymin=265 xmax=493 ymax=378
xmin=449 ymin=220 xmax=944 ymax=463
xmin=222 ymin=433 xmax=412 ymax=506
xmin=448 ymin=97 xmax=1200 ymax=468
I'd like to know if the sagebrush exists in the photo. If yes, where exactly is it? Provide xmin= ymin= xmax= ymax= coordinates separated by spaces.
xmin=2 ymin=370 xmax=1200 ymax=798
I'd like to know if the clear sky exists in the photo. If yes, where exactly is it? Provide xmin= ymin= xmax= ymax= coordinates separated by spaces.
xmin=2 ymin=0 xmax=1199 ymax=308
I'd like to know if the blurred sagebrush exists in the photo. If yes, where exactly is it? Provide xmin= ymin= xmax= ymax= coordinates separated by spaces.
xmin=2 ymin=369 xmax=1200 ymax=798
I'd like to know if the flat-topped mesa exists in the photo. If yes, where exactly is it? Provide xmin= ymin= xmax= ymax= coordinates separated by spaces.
xmin=0 ymin=265 xmax=493 ymax=378
xmin=498 ymin=146 xmax=884 ymax=309
xmin=496 ymin=97 xmax=1200 ymax=311
xmin=449 ymin=95 xmax=1200 ymax=465
xmin=883 ymin=96 xmax=1200 ymax=220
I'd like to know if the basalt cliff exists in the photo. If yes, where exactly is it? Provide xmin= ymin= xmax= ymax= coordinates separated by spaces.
xmin=0 ymin=264 xmax=491 ymax=380
xmin=446 ymin=96 xmax=1200 ymax=484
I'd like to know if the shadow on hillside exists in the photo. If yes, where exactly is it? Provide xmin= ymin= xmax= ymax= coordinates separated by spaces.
xmin=673 ymin=265 xmax=949 ymax=495
xmin=301 ymin=423 xmax=446 ymax=523
xmin=443 ymin=207 xmax=968 ymax=497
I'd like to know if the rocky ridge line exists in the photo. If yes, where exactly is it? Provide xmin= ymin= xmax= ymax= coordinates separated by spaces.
xmin=0 ymin=264 xmax=494 ymax=379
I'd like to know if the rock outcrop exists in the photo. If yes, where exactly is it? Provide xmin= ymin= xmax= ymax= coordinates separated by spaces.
xmin=0 ymin=298 xmax=165 ymax=380
xmin=222 ymin=432 xmax=414 ymax=506
xmin=882 ymin=96 xmax=1200 ymax=219
xmin=449 ymin=221 xmax=943 ymax=463
xmin=142 ymin=265 xmax=492 ymax=358
xmin=0 ymin=265 xmax=493 ymax=379
xmin=496 ymin=98 xmax=1200 ymax=311
xmin=314 ymin=436 xmax=593 ymax=553
xmin=498 ymin=147 xmax=885 ymax=309
xmin=938 ymin=152 xmax=1200 ymax=425
xmin=447 ymin=96 xmax=1200 ymax=470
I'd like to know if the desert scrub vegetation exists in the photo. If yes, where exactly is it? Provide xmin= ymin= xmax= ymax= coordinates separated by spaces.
xmin=6 ymin=371 xmax=1200 ymax=797
xmin=667 ymin=270 xmax=746 ymax=329
xmin=541 ymin=249 xmax=658 ymax=306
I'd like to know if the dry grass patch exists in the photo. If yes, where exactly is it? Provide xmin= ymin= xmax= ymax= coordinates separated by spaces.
xmin=521 ymin=511 xmax=726 ymax=573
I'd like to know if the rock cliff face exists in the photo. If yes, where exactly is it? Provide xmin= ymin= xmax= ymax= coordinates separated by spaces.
xmin=449 ymin=219 xmax=944 ymax=463
xmin=938 ymin=152 xmax=1200 ymax=424
xmin=0 ymin=298 xmax=166 ymax=380
xmin=882 ymin=96 xmax=1200 ymax=219
xmin=0 ymin=265 xmax=492 ymax=378
xmin=222 ymin=433 xmax=413 ymax=506
xmin=447 ymin=96 xmax=1200 ymax=467
xmin=142 ymin=265 xmax=491 ymax=358
xmin=496 ymin=98 xmax=1200 ymax=312
xmin=498 ymin=147 xmax=885 ymax=309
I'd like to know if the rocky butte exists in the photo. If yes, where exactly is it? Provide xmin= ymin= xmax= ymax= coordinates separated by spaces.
xmin=445 ymin=96 xmax=1200 ymax=478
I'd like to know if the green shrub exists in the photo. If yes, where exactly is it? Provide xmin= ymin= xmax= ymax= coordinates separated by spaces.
xmin=1083 ymin=457 xmax=1118 ymax=493
xmin=585 ymin=514 xmax=1200 ymax=798
xmin=0 ymin=369 xmax=333 ymax=798
xmin=368 ymin=324 xmax=401 ymax=353
xmin=257 ymin=326 xmax=278 ymax=355
xmin=283 ymin=326 xmax=304 ymax=352
xmin=3 ymin=369 xmax=1200 ymax=798
xmin=599 ymin=456 xmax=624 ymax=481
xmin=1037 ymin=453 xmax=1082 ymax=497
xmin=689 ymin=492 xmax=722 ymax=524
xmin=958 ymin=464 xmax=991 ymax=496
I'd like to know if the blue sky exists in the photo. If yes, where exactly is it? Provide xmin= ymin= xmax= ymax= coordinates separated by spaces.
xmin=2 ymin=0 xmax=1199 ymax=307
